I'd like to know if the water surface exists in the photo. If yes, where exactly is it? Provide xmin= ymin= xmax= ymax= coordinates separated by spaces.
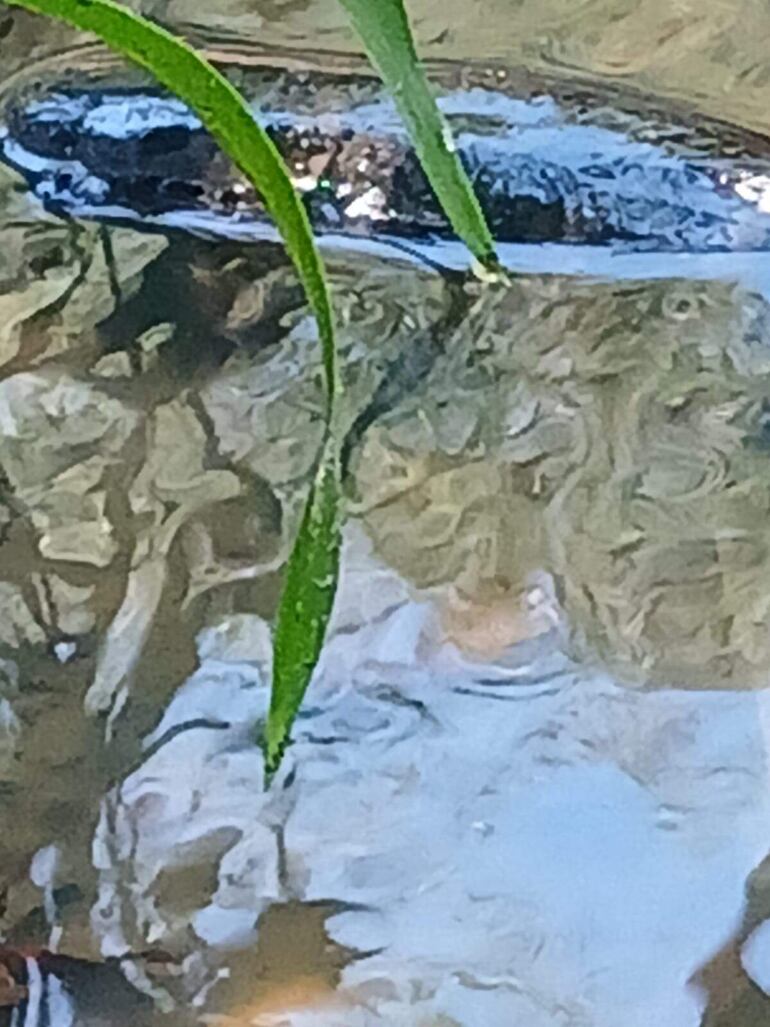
xmin=1 ymin=3 xmax=770 ymax=1025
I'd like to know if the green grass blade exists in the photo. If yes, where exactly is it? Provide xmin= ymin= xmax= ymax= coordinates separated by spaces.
xmin=264 ymin=435 xmax=341 ymax=780
xmin=338 ymin=0 xmax=499 ymax=272
xmin=6 ymin=0 xmax=343 ymax=778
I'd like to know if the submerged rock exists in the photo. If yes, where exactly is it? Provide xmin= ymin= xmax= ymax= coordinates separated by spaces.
xmin=350 ymin=274 xmax=770 ymax=688
xmin=0 ymin=369 xmax=140 ymax=568
xmin=87 ymin=524 xmax=770 ymax=1026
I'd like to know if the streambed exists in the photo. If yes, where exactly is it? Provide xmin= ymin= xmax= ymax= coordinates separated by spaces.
xmin=1 ymin=4 xmax=770 ymax=1025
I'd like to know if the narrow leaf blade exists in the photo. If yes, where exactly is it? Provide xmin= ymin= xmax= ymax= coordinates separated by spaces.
xmin=264 ymin=437 xmax=342 ymax=779
xmin=338 ymin=0 xmax=498 ymax=271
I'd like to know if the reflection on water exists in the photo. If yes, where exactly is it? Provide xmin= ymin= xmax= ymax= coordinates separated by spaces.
xmin=3 ymin=1 xmax=770 ymax=1024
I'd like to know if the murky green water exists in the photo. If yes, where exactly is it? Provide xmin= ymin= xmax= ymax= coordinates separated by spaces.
xmin=3 ymin=2 xmax=770 ymax=1025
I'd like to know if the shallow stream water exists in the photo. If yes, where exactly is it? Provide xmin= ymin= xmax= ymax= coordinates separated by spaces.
xmin=3 ymin=2 xmax=770 ymax=1025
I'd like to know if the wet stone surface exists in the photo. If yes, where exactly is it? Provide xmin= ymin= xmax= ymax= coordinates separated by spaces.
xmin=8 ymin=47 xmax=770 ymax=260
